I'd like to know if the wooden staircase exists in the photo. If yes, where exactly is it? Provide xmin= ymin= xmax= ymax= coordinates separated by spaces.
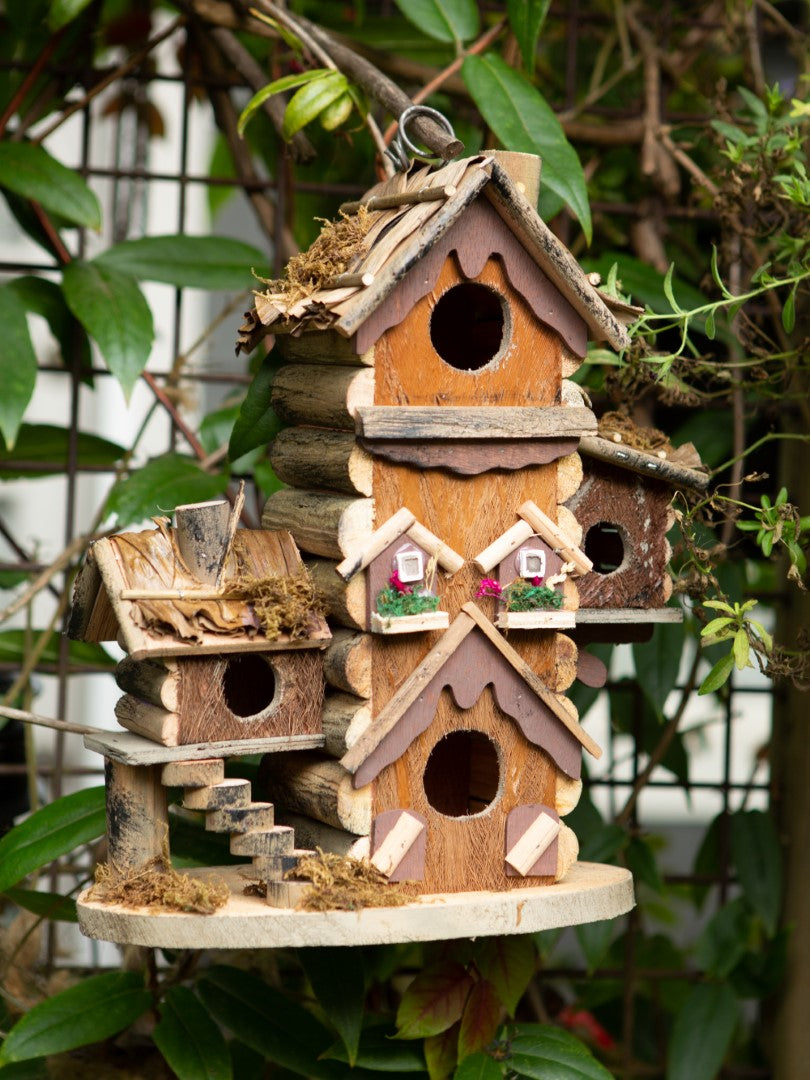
xmin=161 ymin=758 xmax=312 ymax=907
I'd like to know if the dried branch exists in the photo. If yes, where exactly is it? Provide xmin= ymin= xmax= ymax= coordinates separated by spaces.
xmin=0 ymin=705 xmax=100 ymax=737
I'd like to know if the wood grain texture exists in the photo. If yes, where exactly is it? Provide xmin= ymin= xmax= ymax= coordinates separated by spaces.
xmin=270 ymin=428 xmax=373 ymax=497
xmin=275 ymin=812 xmax=370 ymax=858
xmin=566 ymin=460 xmax=674 ymax=608
xmin=556 ymin=452 xmax=584 ymax=503
xmin=359 ymin=437 xmax=579 ymax=474
xmin=576 ymin=649 xmax=609 ymax=688
xmin=84 ymin=730 xmax=325 ymax=765
xmin=258 ymin=752 xmax=372 ymax=834
xmin=356 ymin=406 xmax=595 ymax=441
xmin=104 ymin=760 xmax=168 ymax=872
xmin=323 ymin=629 xmax=372 ymax=697
xmin=271 ymin=365 xmax=374 ymax=430
xmin=579 ymin=436 xmax=709 ymax=492
xmin=374 ymin=686 xmax=557 ymax=894
xmin=174 ymin=500 xmax=232 ymax=585
xmin=177 ymin=650 xmax=324 ymax=745
xmin=371 ymin=809 xmax=427 ymax=882
xmin=336 ymin=507 xmax=415 ymax=581
xmin=275 ymin=329 xmax=373 ymax=367
xmin=114 ymin=695 xmax=178 ymax=746
xmin=161 ymin=758 xmax=224 ymax=788
xmin=262 ymin=490 xmax=374 ymax=560
xmin=115 ymin=657 xmax=178 ymax=711
xmin=306 ymin=558 xmax=367 ymax=630
xmin=322 ymin=691 xmax=372 ymax=758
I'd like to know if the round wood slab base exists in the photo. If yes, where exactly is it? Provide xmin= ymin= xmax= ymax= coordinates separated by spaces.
xmin=77 ymin=861 xmax=634 ymax=949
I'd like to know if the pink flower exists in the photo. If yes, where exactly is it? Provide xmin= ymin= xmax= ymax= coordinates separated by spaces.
xmin=531 ymin=576 xmax=544 ymax=586
xmin=389 ymin=570 xmax=412 ymax=594
xmin=476 ymin=578 xmax=503 ymax=599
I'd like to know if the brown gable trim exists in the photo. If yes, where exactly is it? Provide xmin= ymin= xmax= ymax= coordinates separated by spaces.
xmin=350 ymin=196 xmax=588 ymax=355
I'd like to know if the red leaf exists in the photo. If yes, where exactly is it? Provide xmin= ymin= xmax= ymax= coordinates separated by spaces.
xmin=395 ymin=963 xmax=474 ymax=1040
xmin=424 ymin=1021 xmax=460 ymax=1080
xmin=458 ymin=979 xmax=502 ymax=1061
xmin=475 ymin=936 xmax=536 ymax=1016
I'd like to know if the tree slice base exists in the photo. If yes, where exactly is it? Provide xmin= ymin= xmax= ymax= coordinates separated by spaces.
xmin=77 ymin=861 xmax=633 ymax=949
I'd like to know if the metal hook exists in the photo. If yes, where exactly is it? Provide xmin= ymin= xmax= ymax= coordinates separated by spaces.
xmin=384 ymin=105 xmax=457 ymax=172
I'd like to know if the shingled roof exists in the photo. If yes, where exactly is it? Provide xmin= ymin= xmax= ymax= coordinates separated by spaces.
xmin=238 ymin=155 xmax=634 ymax=356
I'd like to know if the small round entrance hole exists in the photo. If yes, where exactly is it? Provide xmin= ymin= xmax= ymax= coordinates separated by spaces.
xmin=222 ymin=655 xmax=276 ymax=718
xmin=584 ymin=521 xmax=625 ymax=574
xmin=423 ymin=730 xmax=500 ymax=817
xmin=429 ymin=283 xmax=507 ymax=371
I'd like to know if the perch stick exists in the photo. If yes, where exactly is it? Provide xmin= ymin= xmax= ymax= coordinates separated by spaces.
xmin=0 ymin=705 xmax=101 ymax=737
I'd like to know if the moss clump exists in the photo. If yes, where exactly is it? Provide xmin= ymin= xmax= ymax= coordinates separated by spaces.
xmin=597 ymin=409 xmax=671 ymax=454
xmin=88 ymin=855 xmax=229 ymax=915
xmin=234 ymin=562 xmax=327 ymax=641
xmin=504 ymin=580 xmax=564 ymax=612
xmin=375 ymin=586 xmax=440 ymax=618
xmin=288 ymin=849 xmax=413 ymax=912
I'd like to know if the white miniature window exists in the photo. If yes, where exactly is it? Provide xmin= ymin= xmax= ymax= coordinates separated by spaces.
xmin=395 ymin=549 xmax=425 ymax=583
xmin=518 ymin=548 xmax=546 ymax=579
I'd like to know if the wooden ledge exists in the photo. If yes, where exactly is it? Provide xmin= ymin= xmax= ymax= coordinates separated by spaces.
xmin=77 ymin=861 xmax=634 ymax=949
xmin=83 ymin=730 xmax=325 ymax=766
xmin=370 ymin=611 xmax=450 ymax=635
xmin=575 ymin=607 xmax=683 ymax=625
xmin=496 ymin=610 xmax=576 ymax=630
xmin=355 ymin=406 xmax=597 ymax=441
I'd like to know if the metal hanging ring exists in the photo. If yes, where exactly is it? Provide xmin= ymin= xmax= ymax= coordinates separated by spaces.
xmin=385 ymin=105 xmax=456 ymax=172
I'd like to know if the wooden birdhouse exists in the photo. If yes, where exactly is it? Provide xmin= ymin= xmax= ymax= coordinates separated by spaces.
xmin=70 ymin=499 xmax=331 ymax=747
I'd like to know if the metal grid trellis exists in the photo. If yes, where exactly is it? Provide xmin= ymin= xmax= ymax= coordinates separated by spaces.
xmin=0 ymin=4 xmax=785 ymax=1077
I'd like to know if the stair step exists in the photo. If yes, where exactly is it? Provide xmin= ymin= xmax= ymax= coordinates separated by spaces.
xmin=183 ymin=779 xmax=251 ymax=811
xmin=206 ymin=803 xmax=275 ymax=833
xmin=265 ymin=880 xmax=311 ymax=908
xmin=161 ymin=758 xmax=224 ymax=789
xmin=230 ymin=826 xmax=295 ymax=857
xmin=252 ymin=848 xmax=315 ymax=881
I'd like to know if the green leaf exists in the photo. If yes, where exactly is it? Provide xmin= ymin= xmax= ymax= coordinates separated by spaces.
xmin=154 ymin=985 xmax=232 ymax=1080
xmin=0 ymin=284 xmax=37 ymax=448
xmin=300 ymin=947 xmax=365 ymax=1066
xmin=0 ymin=1059 xmax=49 ymax=1078
xmin=229 ymin=358 xmax=284 ymax=461
xmin=106 ymin=454 xmax=229 ymax=528
xmin=458 ymin=980 xmax=501 ymax=1061
xmin=0 ymin=143 xmax=100 ymax=229
xmin=283 ymin=72 xmax=349 ymax=141
xmin=3 ymin=888 xmax=78 ymax=923
xmin=0 ymin=973 xmax=149 ymax=1063
xmin=8 ymin=276 xmax=92 ymax=374
xmin=0 ymin=629 xmax=114 ymax=670
xmin=322 ymin=1028 xmax=426 ymax=1071
xmin=700 ymin=617 xmax=735 ymax=637
xmin=507 ymin=1023 xmax=614 ymax=1079
xmin=698 ymin=651 xmax=734 ymax=695
xmin=395 ymin=963 xmax=474 ymax=1040
xmin=578 ymin=823 xmax=626 ymax=864
xmin=582 ymin=254 xmax=707 ymax=316
xmin=730 ymin=809 xmax=782 ymax=936
xmin=96 ymin=236 xmax=268 ymax=291
xmin=0 ymin=786 xmax=105 ymax=894
xmin=393 ymin=0 xmax=479 ymax=43
xmin=461 ymin=54 xmax=591 ymax=241
xmin=781 ymin=283 xmax=796 ymax=333
xmin=507 ymin=0 xmax=550 ymax=73
xmin=425 ymin=1023 xmax=459 ymax=1079
xmin=662 ymin=265 xmax=683 ymax=313
xmin=62 ymin=261 xmax=153 ymax=398
xmin=575 ymin=918 xmax=614 ymax=974
xmin=0 ymin=423 xmax=125 ymax=478
xmin=320 ymin=93 xmax=355 ymax=131
xmin=47 ymin=0 xmax=93 ymax=30
xmin=453 ymin=1051 xmax=503 ymax=1079
xmin=474 ymin=936 xmax=535 ymax=1016
xmin=198 ymin=965 xmax=342 ymax=1078
xmin=632 ymin=619 xmax=685 ymax=716
xmin=199 ymin=404 xmax=242 ymax=457
xmin=666 ymin=983 xmax=737 ymax=1080
xmin=732 ymin=627 xmax=750 ymax=670
xmin=694 ymin=897 xmax=751 ymax=978
xmin=625 ymin=836 xmax=664 ymax=893
xmin=237 ymin=69 xmax=332 ymax=136
xmin=692 ymin=812 xmax=727 ymax=908
xmin=704 ymin=309 xmax=716 ymax=339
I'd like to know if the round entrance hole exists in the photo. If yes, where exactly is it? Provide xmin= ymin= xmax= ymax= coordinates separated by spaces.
xmin=429 ymin=283 xmax=508 ymax=371
xmin=584 ymin=521 xmax=626 ymax=574
xmin=222 ymin=654 xmax=276 ymax=718
xmin=423 ymin=730 xmax=500 ymax=818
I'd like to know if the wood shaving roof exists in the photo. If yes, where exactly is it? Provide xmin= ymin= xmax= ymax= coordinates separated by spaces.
xmin=238 ymin=156 xmax=632 ymax=354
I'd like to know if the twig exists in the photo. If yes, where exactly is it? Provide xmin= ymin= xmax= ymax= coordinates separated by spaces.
xmin=0 ymin=531 xmax=105 ymax=627
xmin=0 ymin=705 xmax=100 ymax=737
xmin=0 ymin=588 xmax=71 ymax=711
xmin=0 ymin=30 xmax=65 ymax=138
xmin=32 ymin=18 xmax=187 ymax=145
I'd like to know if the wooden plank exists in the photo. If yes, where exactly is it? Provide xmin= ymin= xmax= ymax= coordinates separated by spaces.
xmin=270 ymin=428 xmax=373 ymax=497
xmin=183 ymin=779 xmax=252 ymax=810
xmin=272 ymin=365 xmax=374 ymax=429
xmin=505 ymin=811 xmax=560 ymax=876
xmin=579 ymin=435 xmax=709 ymax=491
xmin=370 ymin=611 xmax=450 ymax=635
xmin=83 ymin=730 xmax=325 ymax=766
xmin=104 ymin=760 xmax=167 ymax=873
xmin=496 ymin=611 xmax=576 ymax=630
xmin=355 ymin=406 xmax=596 ymax=441
xmin=518 ymin=500 xmax=593 ymax=576
xmin=459 ymin=603 xmax=601 ymax=759
xmin=206 ymin=803 xmax=275 ymax=833
xmin=263 ymin=490 xmax=374 ymax=560
xmin=323 ymin=629 xmax=372 ymax=697
xmin=473 ymin=520 xmax=534 ymax=574
xmin=360 ymin=437 xmax=578 ymax=475
xmin=335 ymin=507 xmax=415 ymax=581
xmin=275 ymin=329 xmax=374 ymax=367
xmin=574 ymin=607 xmax=683 ymax=624
xmin=77 ymin=861 xmax=636 ymax=949
xmin=370 ymin=811 xmax=426 ymax=878
xmin=340 ymin=611 xmax=477 ymax=776
xmin=160 ymin=758 xmax=224 ymax=788
xmin=405 ymin=523 xmax=464 ymax=574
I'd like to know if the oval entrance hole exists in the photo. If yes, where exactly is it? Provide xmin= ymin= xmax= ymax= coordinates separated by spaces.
xmin=222 ymin=655 xmax=276 ymax=718
xmin=429 ymin=283 xmax=507 ymax=371
xmin=423 ymin=730 xmax=500 ymax=817
xmin=584 ymin=521 xmax=625 ymax=574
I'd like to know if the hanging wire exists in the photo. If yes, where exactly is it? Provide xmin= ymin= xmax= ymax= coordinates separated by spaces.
xmin=384 ymin=105 xmax=457 ymax=172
